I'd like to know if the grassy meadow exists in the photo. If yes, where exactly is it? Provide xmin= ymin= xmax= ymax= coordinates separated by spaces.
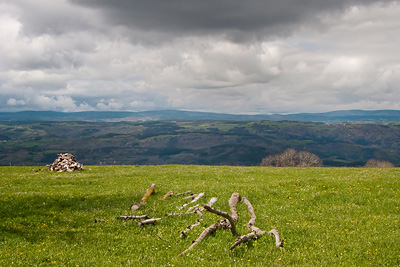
xmin=1 ymin=165 xmax=399 ymax=266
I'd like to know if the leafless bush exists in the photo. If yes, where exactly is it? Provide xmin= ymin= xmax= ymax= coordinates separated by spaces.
xmin=261 ymin=148 xmax=322 ymax=167
xmin=364 ymin=159 xmax=395 ymax=168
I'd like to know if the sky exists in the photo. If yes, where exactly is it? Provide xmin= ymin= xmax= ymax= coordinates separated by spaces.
xmin=1 ymin=0 xmax=399 ymax=114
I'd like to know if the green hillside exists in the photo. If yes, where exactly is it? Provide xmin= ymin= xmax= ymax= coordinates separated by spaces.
xmin=1 ymin=120 xmax=400 ymax=167
xmin=1 ymin=166 xmax=399 ymax=266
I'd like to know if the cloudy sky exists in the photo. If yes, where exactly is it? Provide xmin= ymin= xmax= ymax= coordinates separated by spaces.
xmin=1 ymin=0 xmax=399 ymax=114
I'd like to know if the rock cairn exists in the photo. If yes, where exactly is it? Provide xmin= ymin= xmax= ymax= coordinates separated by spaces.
xmin=47 ymin=153 xmax=84 ymax=172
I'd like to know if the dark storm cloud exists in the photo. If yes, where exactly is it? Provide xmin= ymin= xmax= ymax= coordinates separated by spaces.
xmin=68 ymin=0 xmax=385 ymax=40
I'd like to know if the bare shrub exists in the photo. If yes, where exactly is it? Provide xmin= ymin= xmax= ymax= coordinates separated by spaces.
xmin=261 ymin=148 xmax=322 ymax=167
xmin=364 ymin=159 xmax=395 ymax=168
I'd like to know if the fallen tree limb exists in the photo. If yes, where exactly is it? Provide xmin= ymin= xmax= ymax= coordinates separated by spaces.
xmin=180 ymin=197 xmax=218 ymax=238
xmin=94 ymin=218 xmax=107 ymax=223
xmin=230 ymin=232 xmax=257 ymax=250
xmin=119 ymin=215 xmax=149 ymax=220
xmin=138 ymin=218 xmax=161 ymax=226
xmin=229 ymin=196 xmax=266 ymax=250
xmin=183 ymin=193 xmax=198 ymax=200
xmin=179 ymin=192 xmax=205 ymax=210
xmin=130 ymin=184 xmax=156 ymax=210
xmin=162 ymin=191 xmax=173 ymax=199
xmin=202 ymin=204 xmax=238 ymax=236
xmin=229 ymin=193 xmax=241 ymax=222
xmin=176 ymin=190 xmax=192 ymax=196
xmin=241 ymin=197 xmax=266 ymax=236
xmin=180 ymin=220 xmax=227 ymax=256
xmin=181 ymin=193 xmax=283 ymax=254
xmin=268 ymin=229 xmax=283 ymax=247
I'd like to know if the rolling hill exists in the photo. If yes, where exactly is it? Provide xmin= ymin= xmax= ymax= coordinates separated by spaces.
xmin=1 ymin=109 xmax=400 ymax=123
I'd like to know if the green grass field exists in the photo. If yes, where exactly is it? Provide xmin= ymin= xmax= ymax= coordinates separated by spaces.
xmin=1 ymin=165 xmax=399 ymax=266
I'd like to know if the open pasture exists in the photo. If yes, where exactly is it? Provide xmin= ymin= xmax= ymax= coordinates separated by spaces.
xmin=1 ymin=166 xmax=399 ymax=266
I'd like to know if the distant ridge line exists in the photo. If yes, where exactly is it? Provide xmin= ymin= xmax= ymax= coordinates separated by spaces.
xmin=0 ymin=109 xmax=400 ymax=123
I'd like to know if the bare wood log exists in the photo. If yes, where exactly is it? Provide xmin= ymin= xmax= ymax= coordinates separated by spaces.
xmin=130 ymin=184 xmax=156 ymax=210
xmin=268 ymin=229 xmax=283 ymax=247
xmin=202 ymin=204 xmax=238 ymax=236
xmin=119 ymin=215 xmax=149 ymax=220
xmin=138 ymin=218 xmax=161 ymax=226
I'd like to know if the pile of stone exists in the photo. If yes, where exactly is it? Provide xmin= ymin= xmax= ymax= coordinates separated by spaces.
xmin=47 ymin=153 xmax=84 ymax=172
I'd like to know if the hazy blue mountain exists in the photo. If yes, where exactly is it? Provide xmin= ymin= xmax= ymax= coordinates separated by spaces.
xmin=0 ymin=109 xmax=400 ymax=122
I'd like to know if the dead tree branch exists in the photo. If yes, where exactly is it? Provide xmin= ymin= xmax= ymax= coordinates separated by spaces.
xmin=180 ymin=197 xmax=218 ymax=238
xmin=179 ymin=192 xmax=204 ymax=210
xmin=119 ymin=215 xmax=149 ymax=220
xmin=230 ymin=196 xmax=266 ymax=250
xmin=94 ymin=218 xmax=107 ymax=223
xmin=202 ymin=205 xmax=238 ymax=236
xmin=229 ymin=192 xmax=241 ymax=221
xmin=138 ymin=218 xmax=161 ymax=226
xmin=176 ymin=190 xmax=192 ymax=196
xmin=268 ymin=229 xmax=283 ymax=247
xmin=180 ymin=220 xmax=230 ymax=256
xmin=241 ymin=197 xmax=266 ymax=236
xmin=130 ymin=184 xmax=156 ymax=210
xmin=162 ymin=191 xmax=173 ymax=199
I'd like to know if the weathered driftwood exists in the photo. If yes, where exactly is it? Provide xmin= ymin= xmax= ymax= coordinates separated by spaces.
xmin=138 ymin=218 xmax=161 ymax=226
xmin=180 ymin=197 xmax=218 ymax=238
xmin=119 ymin=215 xmax=149 ymax=220
xmin=130 ymin=184 xmax=156 ymax=210
xmin=268 ymin=229 xmax=283 ymax=247
xmin=47 ymin=153 xmax=84 ymax=172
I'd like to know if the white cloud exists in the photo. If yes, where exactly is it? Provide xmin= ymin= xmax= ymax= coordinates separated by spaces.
xmin=7 ymin=98 xmax=26 ymax=106
xmin=1 ymin=0 xmax=400 ymax=113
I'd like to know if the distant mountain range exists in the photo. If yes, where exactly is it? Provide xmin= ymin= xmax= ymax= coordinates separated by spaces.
xmin=1 ymin=109 xmax=400 ymax=123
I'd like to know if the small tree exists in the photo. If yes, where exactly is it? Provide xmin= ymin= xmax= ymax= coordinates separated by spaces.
xmin=261 ymin=148 xmax=322 ymax=167
xmin=364 ymin=159 xmax=394 ymax=168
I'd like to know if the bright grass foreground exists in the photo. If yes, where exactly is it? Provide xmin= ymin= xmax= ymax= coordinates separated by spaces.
xmin=0 ymin=165 xmax=399 ymax=266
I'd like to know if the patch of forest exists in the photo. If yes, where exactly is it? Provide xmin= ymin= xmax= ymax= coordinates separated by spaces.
xmin=0 ymin=120 xmax=399 ymax=166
